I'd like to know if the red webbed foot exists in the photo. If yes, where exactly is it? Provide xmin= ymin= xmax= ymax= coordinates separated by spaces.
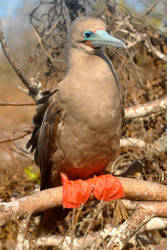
xmin=61 ymin=173 xmax=124 ymax=208
xmin=90 ymin=175 xmax=124 ymax=201
xmin=60 ymin=173 xmax=93 ymax=208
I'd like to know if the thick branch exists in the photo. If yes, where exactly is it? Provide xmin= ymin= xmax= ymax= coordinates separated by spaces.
xmin=1 ymin=178 xmax=167 ymax=226
xmin=124 ymin=95 xmax=167 ymax=119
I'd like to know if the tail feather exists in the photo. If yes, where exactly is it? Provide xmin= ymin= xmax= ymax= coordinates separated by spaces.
xmin=38 ymin=207 xmax=68 ymax=236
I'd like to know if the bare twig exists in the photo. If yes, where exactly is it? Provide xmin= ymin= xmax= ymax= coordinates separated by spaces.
xmin=36 ymin=233 xmax=98 ymax=249
xmin=32 ymin=25 xmax=56 ymax=66
xmin=122 ymin=28 xmax=167 ymax=63
xmin=145 ymin=36 xmax=167 ymax=63
xmin=143 ymin=0 xmax=159 ymax=16
xmin=44 ymin=17 xmax=60 ymax=36
xmin=0 ymin=21 xmax=41 ymax=101
xmin=0 ymin=100 xmax=35 ymax=106
xmin=0 ymin=130 xmax=32 ymax=144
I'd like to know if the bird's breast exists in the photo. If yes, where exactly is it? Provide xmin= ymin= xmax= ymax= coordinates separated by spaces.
xmin=53 ymin=60 xmax=122 ymax=178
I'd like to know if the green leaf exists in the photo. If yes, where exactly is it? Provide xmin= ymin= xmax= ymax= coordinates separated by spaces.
xmin=24 ymin=166 xmax=40 ymax=182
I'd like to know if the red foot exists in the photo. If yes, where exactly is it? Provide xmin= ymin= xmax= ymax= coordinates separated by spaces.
xmin=91 ymin=175 xmax=124 ymax=201
xmin=61 ymin=173 xmax=124 ymax=208
xmin=60 ymin=173 xmax=93 ymax=208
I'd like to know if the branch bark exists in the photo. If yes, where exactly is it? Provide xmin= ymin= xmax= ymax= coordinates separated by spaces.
xmin=1 ymin=178 xmax=167 ymax=226
xmin=124 ymin=95 xmax=167 ymax=119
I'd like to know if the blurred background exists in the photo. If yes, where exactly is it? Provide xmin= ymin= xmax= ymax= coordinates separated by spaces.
xmin=0 ymin=0 xmax=167 ymax=249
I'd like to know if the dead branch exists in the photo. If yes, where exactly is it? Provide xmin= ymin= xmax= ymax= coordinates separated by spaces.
xmin=0 ymin=20 xmax=41 ymax=101
xmin=0 ymin=130 xmax=32 ymax=144
xmin=36 ymin=233 xmax=98 ymax=249
xmin=120 ymin=128 xmax=167 ymax=153
xmin=122 ymin=28 xmax=167 ymax=63
xmin=122 ymin=200 xmax=167 ymax=231
xmin=1 ymin=177 xmax=167 ymax=226
xmin=0 ymin=100 xmax=35 ymax=106
xmin=143 ymin=0 xmax=159 ymax=16
xmin=0 ymin=186 xmax=62 ymax=226
xmin=124 ymin=95 xmax=167 ymax=119
xmin=145 ymin=36 xmax=167 ymax=63
xmin=36 ymin=202 xmax=167 ymax=249
xmin=15 ymin=215 xmax=31 ymax=250
xmin=32 ymin=25 xmax=56 ymax=66
xmin=107 ymin=202 xmax=167 ymax=249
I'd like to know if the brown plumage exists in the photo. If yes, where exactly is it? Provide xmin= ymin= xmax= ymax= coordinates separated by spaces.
xmin=27 ymin=16 xmax=124 ymax=233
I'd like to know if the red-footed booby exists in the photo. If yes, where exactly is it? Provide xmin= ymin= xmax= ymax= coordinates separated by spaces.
xmin=27 ymin=16 xmax=125 ymax=233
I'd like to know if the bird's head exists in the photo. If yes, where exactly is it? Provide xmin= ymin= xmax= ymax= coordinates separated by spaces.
xmin=68 ymin=17 xmax=125 ymax=54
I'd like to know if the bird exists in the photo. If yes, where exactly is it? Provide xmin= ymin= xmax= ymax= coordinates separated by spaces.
xmin=27 ymin=16 xmax=125 ymax=233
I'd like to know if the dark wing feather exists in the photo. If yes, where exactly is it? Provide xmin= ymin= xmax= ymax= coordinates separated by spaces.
xmin=27 ymin=89 xmax=64 ymax=190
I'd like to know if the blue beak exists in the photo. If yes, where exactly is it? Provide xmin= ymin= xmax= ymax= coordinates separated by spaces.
xmin=91 ymin=30 xmax=125 ymax=48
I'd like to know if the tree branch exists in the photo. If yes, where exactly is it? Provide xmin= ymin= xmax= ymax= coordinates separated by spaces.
xmin=36 ymin=202 xmax=167 ymax=249
xmin=1 ymin=178 xmax=167 ymax=226
xmin=120 ymin=128 xmax=167 ymax=153
xmin=124 ymin=95 xmax=167 ymax=119
xmin=0 ymin=20 xmax=41 ymax=101
xmin=0 ymin=100 xmax=35 ymax=106
xmin=107 ymin=202 xmax=167 ymax=249
xmin=0 ymin=130 xmax=32 ymax=144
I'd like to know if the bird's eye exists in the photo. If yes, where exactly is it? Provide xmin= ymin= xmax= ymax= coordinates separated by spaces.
xmin=83 ymin=31 xmax=94 ymax=39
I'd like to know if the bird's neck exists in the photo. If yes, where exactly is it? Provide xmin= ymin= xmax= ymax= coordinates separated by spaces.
xmin=66 ymin=47 xmax=120 ymax=92
xmin=65 ymin=47 xmax=97 ymax=74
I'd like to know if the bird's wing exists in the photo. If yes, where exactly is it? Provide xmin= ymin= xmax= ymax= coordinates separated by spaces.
xmin=27 ymin=89 xmax=65 ymax=190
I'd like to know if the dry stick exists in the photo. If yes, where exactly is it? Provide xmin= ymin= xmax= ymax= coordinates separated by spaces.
xmin=15 ymin=215 xmax=31 ymax=250
xmin=145 ymin=36 xmax=167 ymax=63
xmin=1 ymin=178 xmax=167 ymax=226
xmin=44 ymin=17 xmax=60 ymax=36
xmin=107 ymin=202 xmax=167 ymax=249
xmin=120 ymin=128 xmax=167 ymax=154
xmin=81 ymin=202 xmax=104 ymax=250
xmin=0 ymin=100 xmax=35 ymax=106
xmin=125 ymin=95 xmax=167 ymax=119
xmin=122 ymin=28 xmax=167 ymax=63
xmin=0 ymin=130 xmax=31 ymax=143
xmin=0 ymin=21 xmax=40 ymax=101
xmin=122 ymin=199 xmax=167 ymax=231
xmin=32 ymin=25 xmax=56 ymax=67
xmin=36 ymin=233 xmax=98 ymax=249
xmin=36 ymin=202 xmax=167 ymax=249
xmin=143 ymin=0 xmax=159 ymax=16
